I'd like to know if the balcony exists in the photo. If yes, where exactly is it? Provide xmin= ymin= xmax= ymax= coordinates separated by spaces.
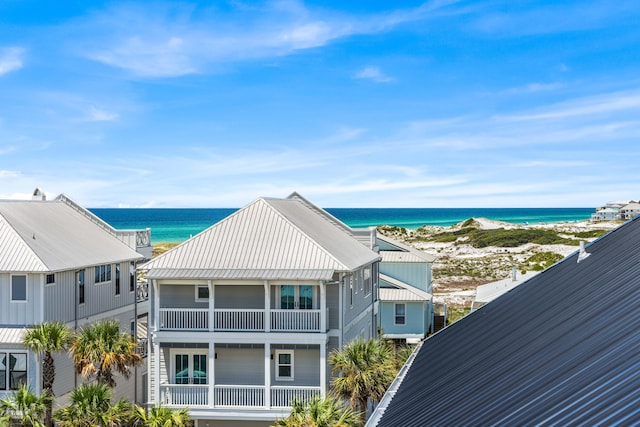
xmin=160 ymin=384 xmax=321 ymax=409
xmin=158 ymin=308 xmax=327 ymax=332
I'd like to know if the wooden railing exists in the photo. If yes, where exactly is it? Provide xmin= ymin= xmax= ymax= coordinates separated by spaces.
xmin=159 ymin=384 xmax=321 ymax=408
xmin=159 ymin=308 xmax=325 ymax=332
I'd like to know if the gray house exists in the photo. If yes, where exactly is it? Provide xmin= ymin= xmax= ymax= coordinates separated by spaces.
xmin=141 ymin=193 xmax=380 ymax=427
xmin=376 ymin=234 xmax=435 ymax=344
xmin=0 ymin=190 xmax=150 ymax=403
xmin=368 ymin=216 xmax=640 ymax=426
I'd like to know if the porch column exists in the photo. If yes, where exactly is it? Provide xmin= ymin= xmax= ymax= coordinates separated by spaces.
xmin=264 ymin=280 xmax=270 ymax=332
xmin=209 ymin=341 xmax=215 ymax=408
xmin=264 ymin=343 xmax=271 ymax=408
xmin=320 ymin=342 xmax=327 ymax=397
xmin=153 ymin=279 xmax=160 ymax=330
xmin=320 ymin=282 xmax=327 ymax=332
xmin=208 ymin=280 xmax=214 ymax=332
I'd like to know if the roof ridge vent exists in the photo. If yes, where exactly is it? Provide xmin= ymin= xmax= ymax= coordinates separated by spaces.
xmin=577 ymin=241 xmax=591 ymax=263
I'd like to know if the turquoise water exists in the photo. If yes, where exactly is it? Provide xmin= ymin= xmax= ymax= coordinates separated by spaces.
xmin=90 ymin=207 xmax=594 ymax=244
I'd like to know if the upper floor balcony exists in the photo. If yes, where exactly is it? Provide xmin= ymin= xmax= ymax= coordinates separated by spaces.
xmin=153 ymin=283 xmax=332 ymax=334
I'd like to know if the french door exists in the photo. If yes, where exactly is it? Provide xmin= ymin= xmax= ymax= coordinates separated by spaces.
xmin=280 ymin=285 xmax=314 ymax=309
xmin=173 ymin=351 xmax=207 ymax=384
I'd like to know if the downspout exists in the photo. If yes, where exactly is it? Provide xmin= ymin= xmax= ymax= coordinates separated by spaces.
xmin=74 ymin=271 xmax=78 ymax=390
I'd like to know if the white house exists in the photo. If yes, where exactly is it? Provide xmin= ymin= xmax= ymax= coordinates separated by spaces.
xmin=619 ymin=202 xmax=640 ymax=220
xmin=0 ymin=190 xmax=151 ymax=403
xmin=141 ymin=193 xmax=381 ymax=427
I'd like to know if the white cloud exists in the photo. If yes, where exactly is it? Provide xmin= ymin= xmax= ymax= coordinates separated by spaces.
xmin=0 ymin=47 xmax=24 ymax=76
xmin=88 ymin=106 xmax=119 ymax=121
xmin=504 ymin=82 xmax=564 ymax=94
xmin=354 ymin=66 xmax=395 ymax=83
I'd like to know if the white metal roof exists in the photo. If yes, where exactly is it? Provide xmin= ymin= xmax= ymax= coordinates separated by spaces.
xmin=474 ymin=270 xmax=539 ymax=304
xmin=0 ymin=327 xmax=26 ymax=344
xmin=0 ymin=199 xmax=143 ymax=272
xmin=377 ymin=234 xmax=436 ymax=263
xmin=379 ymin=273 xmax=432 ymax=301
xmin=142 ymin=195 xmax=380 ymax=278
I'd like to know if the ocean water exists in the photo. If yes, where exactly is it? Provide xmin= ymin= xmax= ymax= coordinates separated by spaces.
xmin=90 ymin=208 xmax=595 ymax=243
xmin=91 ymin=207 xmax=595 ymax=244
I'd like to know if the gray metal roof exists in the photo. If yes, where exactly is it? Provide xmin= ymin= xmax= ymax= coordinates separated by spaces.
xmin=379 ymin=273 xmax=431 ymax=301
xmin=380 ymin=250 xmax=428 ymax=263
xmin=146 ymin=268 xmax=335 ymax=281
xmin=370 ymin=217 xmax=640 ymax=427
xmin=0 ymin=199 xmax=143 ymax=272
xmin=142 ymin=195 xmax=380 ymax=277
xmin=0 ymin=327 xmax=26 ymax=344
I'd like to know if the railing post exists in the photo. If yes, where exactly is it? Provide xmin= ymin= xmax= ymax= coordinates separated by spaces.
xmin=264 ymin=343 xmax=271 ymax=408
xmin=264 ymin=280 xmax=270 ymax=332
xmin=209 ymin=341 xmax=215 ymax=408
xmin=208 ymin=280 xmax=214 ymax=332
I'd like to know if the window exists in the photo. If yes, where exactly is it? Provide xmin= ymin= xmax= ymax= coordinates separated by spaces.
xmin=349 ymin=277 xmax=353 ymax=307
xmin=395 ymin=304 xmax=406 ymax=325
xmin=94 ymin=264 xmax=111 ymax=283
xmin=171 ymin=350 xmax=208 ymax=385
xmin=275 ymin=350 xmax=294 ymax=381
xmin=11 ymin=275 xmax=27 ymax=302
xmin=0 ymin=352 xmax=27 ymax=390
xmin=115 ymin=264 xmax=121 ymax=295
xmin=77 ymin=270 xmax=85 ymax=304
xmin=281 ymin=285 xmax=295 ymax=309
xmin=45 ymin=274 xmax=55 ymax=285
xmin=299 ymin=285 xmax=313 ymax=309
xmin=363 ymin=267 xmax=371 ymax=296
xmin=129 ymin=262 xmax=136 ymax=292
xmin=195 ymin=286 xmax=209 ymax=302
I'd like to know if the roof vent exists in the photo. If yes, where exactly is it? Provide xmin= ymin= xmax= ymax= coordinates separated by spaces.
xmin=577 ymin=241 xmax=590 ymax=263
xmin=32 ymin=188 xmax=46 ymax=201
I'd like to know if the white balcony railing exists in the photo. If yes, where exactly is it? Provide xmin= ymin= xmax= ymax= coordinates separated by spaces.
xmin=159 ymin=308 xmax=326 ymax=332
xmin=271 ymin=309 xmax=322 ymax=332
xmin=271 ymin=386 xmax=322 ymax=407
xmin=214 ymin=309 xmax=264 ymax=331
xmin=159 ymin=384 xmax=321 ymax=409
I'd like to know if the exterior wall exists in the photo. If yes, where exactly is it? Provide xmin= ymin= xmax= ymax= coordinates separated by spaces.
xmin=76 ymin=261 xmax=138 ymax=319
xmin=160 ymin=284 xmax=208 ymax=309
xmin=215 ymin=347 xmax=264 ymax=385
xmin=379 ymin=301 xmax=427 ymax=337
xmin=342 ymin=266 xmax=376 ymax=343
xmin=380 ymin=262 xmax=429 ymax=293
xmin=326 ymin=284 xmax=339 ymax=330
xmin=216 ymin=285 xmax=263 ymax=309
xmin=0 ymin=273 xmax=42 ymax=326
xmin=270 ymin=346 xmax=320 ymax=387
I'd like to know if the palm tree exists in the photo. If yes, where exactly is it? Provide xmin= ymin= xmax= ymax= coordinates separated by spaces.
xmin=329 ymin=338 xmax=396 ymax=425
xmin=23 ymin=321 xmax=73 ymax=427
xmin=130 ymin=404 xmax=193 ymax=427
xmin=274 ymin=394 xmax=360 ymax=427
xmin=0 ymin=384 xmax=52 ymax=427
xmin=54 ymin=382 xmax=131 ymax=427
xmin=69 ymin=319 xmax=142 ymax=387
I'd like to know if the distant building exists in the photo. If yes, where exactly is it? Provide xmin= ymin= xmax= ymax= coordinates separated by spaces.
xmin=470 ymin=268 xmax=539 ymax=311
xmin=0 ymin=191 xmax=151 ymax=403
xmin=375 ymin=234 xmax=435 ymax=344
xmin=368 ymin=218 xmax=640 ymax=426
xmin=591 ymin=200 xmax=630 ymax=221
xmin=619 ymin=202 xmax=640 ymax=220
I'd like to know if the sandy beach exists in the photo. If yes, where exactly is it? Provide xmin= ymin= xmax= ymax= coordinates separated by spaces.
xmin=379 ymin=218 xmax=621 ymax=307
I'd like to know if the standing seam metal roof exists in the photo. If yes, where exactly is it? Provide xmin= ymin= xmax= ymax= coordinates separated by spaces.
xmin=142 ymin=196 xmax=379 ymax=275
xmin=372 ymin=217 xmax=640 ymax=427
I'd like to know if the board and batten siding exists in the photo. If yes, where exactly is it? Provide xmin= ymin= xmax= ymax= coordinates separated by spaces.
xmin=0 ymin=273 xmax=42 ymax=325
xmin=43 ymin=270 xmax=76 ymax=323
xmin=216 ymin=285 xmax=263 ymax=309
xmin=326 ymin=283 xmax=340 ymax=330
xmin=379 ymin=301 xmax=427 ymax=337
xmin=159 ymin=284 xmax=208 ymax=309
xmin=341 ymin=266 xmax=375 ymax=337
xmin=380 ymin=263 xmax=431 ymax=293
xmin=76 ymin=261 xmax=137 ymax=319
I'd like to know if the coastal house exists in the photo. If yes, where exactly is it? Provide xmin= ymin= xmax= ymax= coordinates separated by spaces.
xmin=591 ymin=200 xmax=628 ymax=221
xmin=0 ymin=190 xmax=151 ymax=403
xmin=375 ymin=234 xmax=435 ymax=344
xmin=619 ymin=201 xmax=640 ymax=220
xmin=367 ymin=218 xmax=640 ymax=426
xmin=141 ymin=193 xmax=380 ymax=427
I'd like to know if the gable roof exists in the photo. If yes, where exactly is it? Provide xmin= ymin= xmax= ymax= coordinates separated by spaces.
xmin=377 ymin=234 xmax=436 ymax=263
xmin=370 ymin=217 xmax=640 ymax=426
xmin=0 ymin=199 xmax=143 ymax=272
xmin=142 ymin=195 xmax=380 ymax=280
xmin=379 ymin=273 xmax=431 ymax=301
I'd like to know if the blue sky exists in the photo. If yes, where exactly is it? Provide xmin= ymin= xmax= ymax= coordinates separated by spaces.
xmin=1 ymin=0 xmax=639 ymax=208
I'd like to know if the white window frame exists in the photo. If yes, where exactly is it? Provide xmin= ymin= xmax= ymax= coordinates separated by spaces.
xmin=45 ymin=273 xmax=56 ymax=286
xmin=10 ymin=275 xmax=27 ymax=303
xmin=275 ymin=350 xmax=294 ymax=381
xmin=94 ymin=264 xmax=112 ymax=284
xmin=169 ymin=348 xmax=209 ymax=385
xmin=195 ymin=285 xmax=209 ymax=302
xmin=394 ymin=303 xmax=406 ymax=325
xmin=363 ymin=267 xmax=371 ymax=297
